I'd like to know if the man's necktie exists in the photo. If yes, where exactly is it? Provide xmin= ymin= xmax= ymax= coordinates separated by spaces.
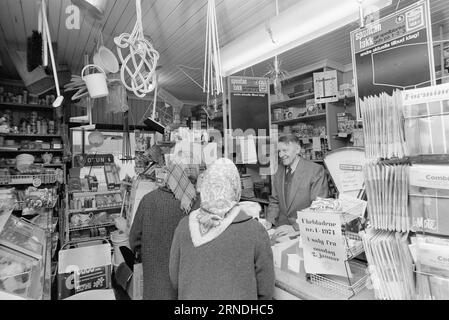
xmin=285 ymin=166 xmax=292 ymax=179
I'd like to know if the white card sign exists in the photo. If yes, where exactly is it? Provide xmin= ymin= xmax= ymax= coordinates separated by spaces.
xmin=297 ymin=211 xmax=351 ymax=277
xmin=313 ymin=70 xmax=338 ymax=104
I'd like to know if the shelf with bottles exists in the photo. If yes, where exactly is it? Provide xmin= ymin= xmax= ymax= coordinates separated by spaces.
xmin=68 ymin=191 xmax=123 ymax=213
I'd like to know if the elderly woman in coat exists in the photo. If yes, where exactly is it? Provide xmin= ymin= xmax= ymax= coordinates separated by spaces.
xmin=129 ymin=160 xmax=200 ymax=300
xmin=169 ymin=158 xmax=274 ymax=300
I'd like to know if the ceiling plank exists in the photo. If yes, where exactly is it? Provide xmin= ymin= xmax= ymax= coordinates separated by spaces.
xmin=72 ymin=0 xmax=117 ymax=75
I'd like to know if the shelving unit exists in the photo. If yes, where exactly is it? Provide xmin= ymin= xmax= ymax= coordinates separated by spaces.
xmin=269 ymin=60 xmax=356 ymax=161
xmin=0 ymin=96 xmax=66 ymax=300
xmin=0 ymin=149 xmax=63 ymax=153
xmin=272 ymin=112 xmax=326 ymax=125
xmin=271 ymin=92 xmax=315 ymax=108
xmin=0 ymin=102 xmax=53 ymax=110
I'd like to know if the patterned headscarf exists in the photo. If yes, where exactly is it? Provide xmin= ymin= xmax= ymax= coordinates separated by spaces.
xmin=199 ymin=158 xmax=241 ymax=217
xmin=188 ymin=158 xmax=242 ymax=246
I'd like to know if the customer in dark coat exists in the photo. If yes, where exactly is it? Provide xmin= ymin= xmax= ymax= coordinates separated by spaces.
xmin=129 ymin=162 xmax=199 ymax=300
xmin=169 ymin=158 xmax=274 ymax=300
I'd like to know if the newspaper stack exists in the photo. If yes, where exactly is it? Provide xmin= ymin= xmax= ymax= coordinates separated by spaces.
xmin=360 ymin=90 xmax=407 ymax=160
xmin=361 ymin=229 xmax=415 ymax=300
xmin=363 ymin=162 xmax=410 ymax=232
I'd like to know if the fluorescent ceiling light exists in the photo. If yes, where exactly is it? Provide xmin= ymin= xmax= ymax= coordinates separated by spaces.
xmin=220 ymin=0 xmax=392 ymax=77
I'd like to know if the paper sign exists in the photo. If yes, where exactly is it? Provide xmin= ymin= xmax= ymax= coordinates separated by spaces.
xmin=236 ymin=136 xmax=258 ymax=164
xmin=409 ymin=164 xmax=449 ymax=190
xmin=340 ymin=170 xmax=364 ymax=192
xmin=297 ymin=211 xmax=351 ymax=277
xmin=313 ymin=70 xmax=338 ymax=104
xmin=202 ymin=142 xmax=218 ymax=166
xmin=338 ymin=194 xmax=367 ymax=218
xmin=312 ymin=137 xmax=321 ymax=152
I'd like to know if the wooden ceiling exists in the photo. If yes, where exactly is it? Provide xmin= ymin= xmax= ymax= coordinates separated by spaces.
xmin=1 ymin=0 xmax=449 ymax=104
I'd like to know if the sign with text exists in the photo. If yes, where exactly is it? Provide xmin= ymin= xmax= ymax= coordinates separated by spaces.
xmin=313 ymin=70 xmax=338 ymax=104
xmin=74 ymin=266 xmax=109 ymax=293
xmin=228 ymin=76 xmax=270 ymax=134
xmin=73 ymin=154 xmax=114 ymax=167
xmin=298 ymin=211 xmax=350 ymax=277
xmin=350 ymin=0 xmax=435 ymax=120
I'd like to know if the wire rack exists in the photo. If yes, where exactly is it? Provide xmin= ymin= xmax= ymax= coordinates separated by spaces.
xmin=0 ymin=173 xmax=62 ymax=185
xmin=309 ymin=261 xmax=368 ymax=300
xmin=345 ymin=231 xmax=365 ymax=260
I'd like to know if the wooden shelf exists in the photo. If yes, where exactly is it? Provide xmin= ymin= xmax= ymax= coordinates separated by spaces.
xmin=0 ymin=102 xmax=53 ymax=109
xmin=0 ymin=149 xmax=63 ymax=153
xmin=69 ymin=221 xmax=116 ymax=232
xmin=69 ymin=190 xmax=122 ymax=196
xmin=272 ymin=113 xmax=326 ymax=125
xmin=68 ymin=205 xmax=122 ymax=215
xmin=332 ymin=132 xmax=352 ymax=139
xmin=271 ymin=93 xmax=315 ymax=108
xmin=0 ymin=163 xmax=64 ymax=168
xmin=0 ymin=133 xmax=61 ymax=138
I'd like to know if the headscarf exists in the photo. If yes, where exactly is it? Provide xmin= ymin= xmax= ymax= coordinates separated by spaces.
xmin=188 ymin=158 xmax=242 ymax=247
xmin=164 ymin=161 xmax=198 ymax=213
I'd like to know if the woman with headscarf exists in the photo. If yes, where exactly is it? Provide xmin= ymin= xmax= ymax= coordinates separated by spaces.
xmin=169 ymin=158 xmax=274 ymax=300
xmin=129 ymin=160 xmax=200 ymax=300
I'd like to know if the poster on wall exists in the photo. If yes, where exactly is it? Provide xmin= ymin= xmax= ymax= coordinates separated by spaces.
xmin=228 ymin=76 xmax=270 ymax=135
xmin=350 ymin=0 xmax=435 ymax=120
xmin=313 ymin=70 xmax=339 ymax=104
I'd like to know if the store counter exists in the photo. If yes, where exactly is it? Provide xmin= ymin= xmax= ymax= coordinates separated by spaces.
xmin=274 ymin=267 xmax=375 ymax=300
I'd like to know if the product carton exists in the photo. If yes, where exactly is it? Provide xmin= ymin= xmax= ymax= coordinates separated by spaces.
xmin=409 ymin=164 xmax=449 ymax=236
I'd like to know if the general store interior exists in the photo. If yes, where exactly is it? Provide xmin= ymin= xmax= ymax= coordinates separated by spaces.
xmin=1 ymin=0 xmax=449 ymax=301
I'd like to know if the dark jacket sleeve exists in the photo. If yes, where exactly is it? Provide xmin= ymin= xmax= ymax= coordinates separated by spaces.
xmin=129 ymin=195 xmax=148 ymax=254
xmin=169 ymin=221 xmax=182 ymax=295
xmin=310 ymin=165 xmax=329 ymax=200
xmin=254 ymin=224 xmax=275 ymax=300
xmin=266 ymin=172 xmax=280 ymax=226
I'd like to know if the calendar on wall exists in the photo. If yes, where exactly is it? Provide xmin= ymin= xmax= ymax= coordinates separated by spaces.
xmin=313 ymin=70 xmax=338 ymax=104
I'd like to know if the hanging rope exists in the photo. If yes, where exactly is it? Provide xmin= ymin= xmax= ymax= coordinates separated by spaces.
xmin=203 ymin=0 xmax=223 ymax=101
xmin=114 ymin=0 xmax=160 ymax=98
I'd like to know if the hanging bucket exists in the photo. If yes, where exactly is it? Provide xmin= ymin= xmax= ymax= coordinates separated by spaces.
xmin=81 ymin=64 xmax=109 ymax=98
xmin=93 ymin=46 xmax=119 ymax=74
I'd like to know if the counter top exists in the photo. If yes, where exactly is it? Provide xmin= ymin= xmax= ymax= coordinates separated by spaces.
xmin=274 ymin=267 xmax=375 ymax=300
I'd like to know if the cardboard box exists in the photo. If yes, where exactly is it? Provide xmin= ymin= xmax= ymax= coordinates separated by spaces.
xmin=409 ymin=165 xmax=449 ymax=236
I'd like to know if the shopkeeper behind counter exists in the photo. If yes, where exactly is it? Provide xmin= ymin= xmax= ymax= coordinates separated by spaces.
xmin=266 ymin=134 xmax=329 ymax=231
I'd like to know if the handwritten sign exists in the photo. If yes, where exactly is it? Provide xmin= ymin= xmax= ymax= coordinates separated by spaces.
xmin=297 ymin=211 xmax=351 ymax=277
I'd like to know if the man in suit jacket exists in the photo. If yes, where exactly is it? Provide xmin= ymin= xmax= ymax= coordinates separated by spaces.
xmin=266 ymin=134 xmax=329 ymax=231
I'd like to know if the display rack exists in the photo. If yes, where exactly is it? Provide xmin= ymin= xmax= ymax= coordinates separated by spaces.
xmin=0 ymin=89 xmax=67 ymax=300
